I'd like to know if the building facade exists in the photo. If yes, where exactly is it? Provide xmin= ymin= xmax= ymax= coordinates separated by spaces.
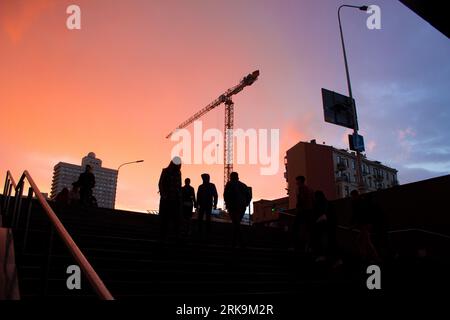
xmin=284 ymin=140 xmax=398 ymax=209
xmin=252 ymin=197 xmax=289 ymax=224
xmin=50 ymin=152 xmax=118 ymax=209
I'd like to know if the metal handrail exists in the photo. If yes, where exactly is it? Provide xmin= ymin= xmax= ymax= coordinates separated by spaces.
xmin=1 ymin=171 xmax=17 ymax=220
xmin=4 ymin=170 xmax=114 ymax=300
xmin=4 ymin=170 xmax=17 ymax=190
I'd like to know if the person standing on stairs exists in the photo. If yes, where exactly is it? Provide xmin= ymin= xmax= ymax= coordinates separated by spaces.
xmin=181 ymin=178 xmax=196 ymax=237
xmin=196 ymin=173 xmax=218 ymax=240
xmin=77 ymin=165 xmax=96 ymax=207
xmin=224 ymin=172 xmax=252 ymax=248
xmin=158 ymin=157 xmax=182 ymax=244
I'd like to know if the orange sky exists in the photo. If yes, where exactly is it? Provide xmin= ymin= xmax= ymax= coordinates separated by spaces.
xmin=3 ymin=0 xmax=447 ymax=211
xmin=0 ymin=0 xmax=313 ymax=211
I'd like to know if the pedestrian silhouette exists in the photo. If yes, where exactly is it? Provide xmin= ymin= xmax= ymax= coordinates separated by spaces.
xmin=292 ymin=175 xmax=314 ymax=253
xmin=196 ymin=173 xmax=218 ymax=239
xmin=224 ymin=172 xmax=251 ymax=248
xmin=77 ymin=165 xmax=95 ymax=207
xmin=181 ymin=178 xmax=196 ymax=237
xmin=158 ymin=157 xmax=182 ymax=243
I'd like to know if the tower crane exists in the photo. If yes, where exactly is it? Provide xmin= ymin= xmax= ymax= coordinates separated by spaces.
xmin=166 ymin=70 xmax=260 ymax=188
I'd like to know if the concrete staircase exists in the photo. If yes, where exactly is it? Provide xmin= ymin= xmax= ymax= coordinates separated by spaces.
xmin=9 ymin=203 xmax=357 ymax=299
xmin=7 ymin=201 xmax=450 ymax=299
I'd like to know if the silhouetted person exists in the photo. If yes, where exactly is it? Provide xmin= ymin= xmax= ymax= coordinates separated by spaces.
xmin=77 ymin=165 xmax=95 ymax=207
xmin=224 ymin=172 xmax=251 ymax=248
xmin=351 ymin=190 xmax=380 ymax=263
xmin=158 ymin=157 xmax=182 ymax=243
xmin=196 ymin=173 xmax=218 ymax=239
xmin=292 ymin=176 xmax=314 ymax=253
xmin=181 ymin=178 xmax=196 ymax=237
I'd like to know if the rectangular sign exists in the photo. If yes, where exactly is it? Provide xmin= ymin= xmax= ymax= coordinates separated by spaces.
xmin=348 ymin=133 xmax=365 ymax=152
xmin=321 ymin=88 xmax=357 ymax=130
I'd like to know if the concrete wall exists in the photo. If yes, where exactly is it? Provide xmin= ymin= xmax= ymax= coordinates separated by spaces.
xmin=333 ymin=175 xmax=450 ymax=232
xmin=253 ymin=197 xmax=289 ymax=223
xmin=332 ymin=174 xmax=450 ymax=258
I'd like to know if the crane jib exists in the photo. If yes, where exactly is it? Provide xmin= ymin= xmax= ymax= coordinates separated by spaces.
xmin=166 ymin=70 xmax=260 ymax=141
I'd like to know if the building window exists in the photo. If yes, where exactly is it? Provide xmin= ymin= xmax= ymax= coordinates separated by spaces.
xmin=345 ymin=186 xmax=350 ymax=197
xmin=352 ymin=160 xmax=356 ymax=170
xmin=362 ymin=164 xmax=368 ymax=174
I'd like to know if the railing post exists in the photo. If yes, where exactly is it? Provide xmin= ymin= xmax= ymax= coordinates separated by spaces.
xmin=3 ymin=176 xmax=7 ymax=194
xmin=2 ymin=175 xmax=8 ymax=207
xmin=23 ymin=187 xmax=34 ymax=253
xmin=14 ymin=181 xmax=25 ymax=228
xmin=12 ymin=180 xmax=24 ymax=228
xmin=10 ymin=184 xmax=21 ymax=227
xmin=4 ymin=182 xmax=12 ymax=219
xmin=1 ymin=178 xmax=7 ymax=224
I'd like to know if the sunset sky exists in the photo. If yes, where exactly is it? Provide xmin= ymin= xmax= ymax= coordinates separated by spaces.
xmin=1 ymin=0 xmax=449 ymax=212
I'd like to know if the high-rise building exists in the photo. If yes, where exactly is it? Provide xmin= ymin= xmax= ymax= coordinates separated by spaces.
xmin=50 ymin=152 xmax=118 ymax=208
xmin=284 ymin=140 xmax=398 ymax=209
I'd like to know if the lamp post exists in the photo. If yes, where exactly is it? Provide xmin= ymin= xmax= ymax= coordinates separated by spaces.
xmin=114 ymin=160 xmax=144 ymax=209
xmin=338 ymin=4 xmax=368 ymax=193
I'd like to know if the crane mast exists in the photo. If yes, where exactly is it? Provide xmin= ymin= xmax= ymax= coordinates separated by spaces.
xmin=166 ymin=70 xmax=260 ymax=188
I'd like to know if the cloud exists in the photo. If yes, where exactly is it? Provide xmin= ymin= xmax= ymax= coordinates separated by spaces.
xmin=353 ymin=60 xmax=450 ymax=184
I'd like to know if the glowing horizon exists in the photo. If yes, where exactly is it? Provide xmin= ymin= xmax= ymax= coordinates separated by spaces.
xmin=1 ymin=0 xmax=449 ymax=211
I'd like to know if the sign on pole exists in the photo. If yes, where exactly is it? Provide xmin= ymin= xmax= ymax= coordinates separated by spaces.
xmin=348 ymin=133 xmax=365 ymax=152
xmin=321 ymin=88 xmax=357 ymax=130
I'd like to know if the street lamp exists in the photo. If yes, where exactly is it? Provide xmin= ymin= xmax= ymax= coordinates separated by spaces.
xmin=114 ymin=160 xmax=144 ymax=209
xmin=118 ymin=160 xmax=144 ymax=171
xmin=338 ymin=4 xmax=368 ymax=193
